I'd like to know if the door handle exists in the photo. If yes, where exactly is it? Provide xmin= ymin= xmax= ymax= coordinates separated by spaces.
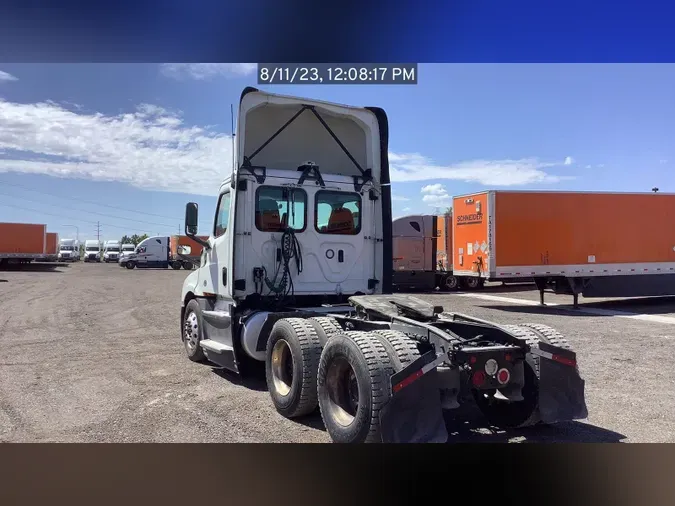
xmin=338 ymin=250 xmax=344 ymax=263
xmin=222 ymin=267 xmax=228 ymax=285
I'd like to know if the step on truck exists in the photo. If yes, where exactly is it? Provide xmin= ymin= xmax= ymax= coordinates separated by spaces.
xmin=178 ymin=87 xmax=588 ymax=443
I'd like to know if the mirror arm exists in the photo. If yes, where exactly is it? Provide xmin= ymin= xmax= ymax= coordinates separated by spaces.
xmin=185 ymin=228 xmax=211 ymax=250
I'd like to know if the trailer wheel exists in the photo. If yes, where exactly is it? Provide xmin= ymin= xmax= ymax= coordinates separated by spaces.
xmin=444 ymin=275 xmax=459 ymax=291
xmin=472 ymin=324 xmax=542 ymax=428
xmin=370 ymin=330 xmax=421 ymax=370
xmin=519 ymin=323 xmax=572 ymax=351
xmin=182 ymin=261 xmax=194 ymax=270
xmin=171 ymin=261 xmax=182 ymax=270
xmin=265 ymin=318 xmax=322 ymax=418
xmin=125 ymin=261 xmax=136 ymax=269
xmin=308 ymin=317 xmax=343 ymax=346
xmin=182 ymin=299 xmax=206 ymax=362
xmin=317 ymin=332 xmax=394 ymax=443
xmin=462 ymin=277 xmax=482 ymax=290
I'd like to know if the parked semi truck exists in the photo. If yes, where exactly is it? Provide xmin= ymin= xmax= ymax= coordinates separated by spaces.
xmin=58 ymin=238 xmax=80 ymax=261
xmin=120 ymin=243 xmax=135 ymax=260
xmin=0 ymin=222 xmax=47 ymax=266
xmin=119 ymin=234 xmax=207 ymax=269
xmin=453 ymin=190 xmax=675 ymax=307
xmin=176 ymin=87 xmax=587 ymax=443
xmin=83 ymin=240 xmax=101 ymax=262
xmin=102 ymin=240 xmax=121 ymax=263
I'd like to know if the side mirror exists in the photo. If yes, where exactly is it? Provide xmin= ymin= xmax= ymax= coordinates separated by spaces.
xmin=185 ymin=202 xmax=199 ymax=236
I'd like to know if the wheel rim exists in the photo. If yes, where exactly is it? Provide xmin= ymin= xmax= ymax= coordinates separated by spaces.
xmin=445 ymin=276 xmax=458 ymax=289
xmin=466 ymin=278 xmax=479 ymax=288
xmin=271 ymin=339 xmax=294 ymax=397
xmin=183 ymin=311 xmax=199 ymax=352
xmin=324 ymin=357 xmax=359 ymax=427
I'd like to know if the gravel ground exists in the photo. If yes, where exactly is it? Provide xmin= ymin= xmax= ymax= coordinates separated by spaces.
xmin=0 ymin=263 xmax=673 ymax=443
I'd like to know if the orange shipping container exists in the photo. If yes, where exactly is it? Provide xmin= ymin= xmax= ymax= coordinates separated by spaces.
xmin=170 ymin=235 xmax=209 ymax=259
xmin=46 ymin=232 xmax=59 ymax=255
xmin=452 ymin=191 xmax=675 ymax=298
xmin=0 ymin=222 xmax=47 ymax=255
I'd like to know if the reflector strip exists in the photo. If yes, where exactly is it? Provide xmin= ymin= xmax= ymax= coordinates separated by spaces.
xmin=530 ymin=348 xmax=577 ymax=368
xmin=392 ymin=354 xmax=447 ymax=393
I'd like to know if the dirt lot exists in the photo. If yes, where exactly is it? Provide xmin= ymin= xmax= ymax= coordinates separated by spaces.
xmin=1 ymin=263 xmax=674 ymax=443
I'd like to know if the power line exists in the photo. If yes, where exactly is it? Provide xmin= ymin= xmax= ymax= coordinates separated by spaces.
xmin=0 ymin=202 xmax=155 ymax=234
xmin=0 ymin=178 xmax=185 ymax=221
xmin=0 ymin=189 xmax=178 ymax=228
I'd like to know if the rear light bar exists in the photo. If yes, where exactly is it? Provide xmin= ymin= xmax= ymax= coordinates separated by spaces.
xmin=530 ymin=347 xmax=577 ymax=368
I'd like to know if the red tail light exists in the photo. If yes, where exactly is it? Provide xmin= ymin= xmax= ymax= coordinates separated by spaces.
xmin=472 ymin=370 xmax=486 ymax=387
xmin=497 ymin=368 xmax=510 ymax=385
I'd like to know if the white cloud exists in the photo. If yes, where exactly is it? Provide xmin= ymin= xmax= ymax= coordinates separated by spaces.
xmin=402 ymin=207 xmax=411 ymax=212
xmin=421 ymin=183 xmax=446 ymax=195
xmin=0 ymin=97 xmax=573 ymax=197
xmin=598 ymin=164 xmax=605 ymax=168
xmin=585 ymin=165 xmax=592 ymax=169
xmin=564 ymin=156 xmax=574 ymax=165
xmin=0 ymin=98 xmax=233 ymax=196
xmin=160 ymin=63 xmax=256 ymax=80
xmin=390 ymin=153 xmax=568 ymax=186
xmin=391 ymin=194 xmax=409 ymax=201
xmin=0 ymin=70 xmax=18 ymax=82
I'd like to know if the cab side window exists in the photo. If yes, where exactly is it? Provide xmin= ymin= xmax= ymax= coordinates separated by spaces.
xmin=214 ymin=191 xmax=231 ymax=238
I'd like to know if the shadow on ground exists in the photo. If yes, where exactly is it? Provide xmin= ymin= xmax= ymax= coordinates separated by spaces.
xmin=211 ymin=365 xmax=624 ymax=442
xmin=0 ymin=263 xmax=66 ymax=273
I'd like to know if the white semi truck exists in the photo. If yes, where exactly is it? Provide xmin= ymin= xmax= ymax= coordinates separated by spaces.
xmin=120 ymin=243 xmax=135 ymax=260
xmin=178 ymin=87 xmax=588 ymax=443
xmin=102 ymin=240 xmax=121 ymax=263
xmin=58 ymin=238 xmax=80 ymax=262
xmin=83 ymin=240 xmax=101 ymax=262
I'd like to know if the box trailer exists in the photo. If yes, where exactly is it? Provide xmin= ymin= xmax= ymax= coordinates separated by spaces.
xmin=0 ymin=222 xmax=47 ymax=266
xmin=453 ymin=190 xmax=675 ymax=306
xmin=43 ymin=232 xmax=59 ymax=261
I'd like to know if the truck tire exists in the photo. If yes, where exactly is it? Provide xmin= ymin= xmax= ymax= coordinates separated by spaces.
xmin=125 ymin=261 xmax=136 ymax=269
xmin=182 ymin=299 xmax=207 ymax=362
xmin=317 ymin=331 xmax=394 ymax=443
xmin=472 ymin=324 xmax=542 ymax=428
xmin=171 ymin=261 xmax=182 ymax=270
xmin=308 ymin=316 xmax=343 ymax=346
xmin=444 ymin=275 xmax=459 ymax=291
xmin=182 ymin=261 xmax=194 ymax=270
xmin=518 ymin=323 xmax=572 ymax=351
xmin=462 ymin=277 xmax=482 ymax=290
xmin=370 ymin=329 xmax=421 ymax=371
xmin=265 ymin=318 xmax=322 ymax=418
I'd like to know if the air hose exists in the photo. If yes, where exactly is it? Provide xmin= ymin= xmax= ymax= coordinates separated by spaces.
xmin=261 ymin=227 xmax=303 ymax=297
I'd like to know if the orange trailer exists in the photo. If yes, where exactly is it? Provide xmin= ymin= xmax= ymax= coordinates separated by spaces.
xmin=45 ymin=232 xmax=59 ymax=259
xmin=0 ymin=223 xmax=47 ymax=265
xmin=453 ymin=190 xmax=675 ymax=305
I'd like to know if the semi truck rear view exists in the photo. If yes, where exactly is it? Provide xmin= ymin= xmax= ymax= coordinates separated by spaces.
xmin=176 ymin=87 xmax=588 ymax=443
xmin=0 ymin=222 xmax=47 ymax=266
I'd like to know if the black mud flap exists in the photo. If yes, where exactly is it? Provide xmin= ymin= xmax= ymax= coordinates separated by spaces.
xmin=379 ymin=352 xmax=448 ymax=443
xmin=536 ymin=342 xmax=588 ymax=424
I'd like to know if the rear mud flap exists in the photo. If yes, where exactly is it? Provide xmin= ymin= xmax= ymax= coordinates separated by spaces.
xmin=379 ymin=353 xmax=448 ymax=443
xmin=536 ymin=342 xmax=588 ymax=424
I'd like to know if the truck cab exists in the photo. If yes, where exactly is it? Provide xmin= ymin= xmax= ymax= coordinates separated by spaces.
xmin=180 ymin=87 xmax=391 ymax=367
xmin=83 ymin=240 xmax=101 ymax=262
xmin=58 ymin=239 xmax=79 ymax=262
xmin=119 ymin=236 xmax=170 ymax=269
xmin=120 ymin=243 xmax=135 ymax=260
xmin=103 ymin=240 xmax=121 ymax=263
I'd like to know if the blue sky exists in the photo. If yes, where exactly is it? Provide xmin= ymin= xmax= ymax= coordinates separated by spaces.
xmin=0 ymin=63 xmax=673 ymax=242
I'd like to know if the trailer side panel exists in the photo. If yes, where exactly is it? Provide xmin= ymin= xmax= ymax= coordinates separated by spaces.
xmin=452 ymin=192 xmax=490 ymax=277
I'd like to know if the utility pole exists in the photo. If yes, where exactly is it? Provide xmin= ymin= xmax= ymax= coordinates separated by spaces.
xmin=178 ymin=223 xmax=181 ymax=235
xmin=95 ymin=221 xmax=101 ymax=242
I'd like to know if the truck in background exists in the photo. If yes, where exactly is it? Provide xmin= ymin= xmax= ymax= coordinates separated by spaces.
xmin=453 ymin=190 xmax=675 ymax=306
xmin=119 ymin=235 xmax=207 ymax=270
xmin=0 ymin=222 xmax=47 ymax=266
xmin=392 ymin=214 xmax=463 ymax=291
xmin=120 ymin=243 xmax=135 ymax=261
xmin=102 ymin=240 xmax=121 ymax=263
xmin=83 ymin=240 xmax=101 ymax=262
xmin=58 ymin=238 xmax=80 ymax=262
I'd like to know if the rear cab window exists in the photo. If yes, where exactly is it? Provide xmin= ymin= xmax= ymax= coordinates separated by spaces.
xmin=315 ymin=191 xmax=361 ymax=235
xmin=255 ymin=186 xmax=307 ymax=232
